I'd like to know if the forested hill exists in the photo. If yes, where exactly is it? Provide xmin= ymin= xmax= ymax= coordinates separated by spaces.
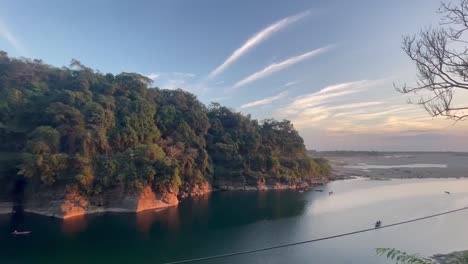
xmin=0 ymin=52 xmax=330 ymax=199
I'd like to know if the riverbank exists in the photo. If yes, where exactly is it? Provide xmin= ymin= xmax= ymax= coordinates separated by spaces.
xmin=0 ymin=178 xmax=328 ymax=219
xmin=321 ymin=151 xmax=468 ymax=180
xmin=213 ymin=177 xmax=329 ymax=191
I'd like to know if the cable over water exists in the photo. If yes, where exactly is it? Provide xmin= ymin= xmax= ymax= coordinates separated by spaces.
xmin=162 ymin=206 xmax=468 ymax=264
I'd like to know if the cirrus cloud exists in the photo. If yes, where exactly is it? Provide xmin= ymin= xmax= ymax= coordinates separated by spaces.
xmin=240 ymin=91 xmax=288 ymax=109
xmin=208 ymin=10 xmax=311 ymax=79
xmin=0 ymin=19 xmax=26 ymax=55
xmin=232 ymin=45 xmax=332 ymax=89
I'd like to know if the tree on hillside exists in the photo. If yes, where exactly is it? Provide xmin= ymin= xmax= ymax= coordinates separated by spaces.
xmin=0 ymin=52 xmax=330 ymax=198
xmin=398 ymin=0 xmax=468 ymax=120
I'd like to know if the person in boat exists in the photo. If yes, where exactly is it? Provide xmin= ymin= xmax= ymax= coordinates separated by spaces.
xmin=12 ymin=230 xmax=31 ymax=235
xmin=375 ymin=220 xmax=382 ymax=228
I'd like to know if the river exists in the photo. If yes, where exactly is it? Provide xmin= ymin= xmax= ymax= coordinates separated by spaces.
xmin=2 ymin=177 xmax=468 ymax=263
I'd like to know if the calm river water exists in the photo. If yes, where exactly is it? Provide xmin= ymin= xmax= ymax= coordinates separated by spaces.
xmin=2 ymin=178 xmax=468 ymax=264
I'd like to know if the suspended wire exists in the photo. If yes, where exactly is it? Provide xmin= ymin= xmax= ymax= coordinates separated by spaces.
xmin=161 ymin=206 xmax=468 ymax=264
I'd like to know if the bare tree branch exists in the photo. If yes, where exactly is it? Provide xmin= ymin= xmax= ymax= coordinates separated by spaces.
xmin=397 ymin=0 xmax=468 ymax=120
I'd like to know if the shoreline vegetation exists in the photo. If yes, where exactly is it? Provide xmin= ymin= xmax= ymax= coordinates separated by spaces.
xmin=0 ymin=53 xmax=331 ymax=219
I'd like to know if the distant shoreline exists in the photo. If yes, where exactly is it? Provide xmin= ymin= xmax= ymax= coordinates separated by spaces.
xmin=310 ymin=150 xmax=468 ymax=156
xmin=326 ymin=151 xmax=468 ymax=179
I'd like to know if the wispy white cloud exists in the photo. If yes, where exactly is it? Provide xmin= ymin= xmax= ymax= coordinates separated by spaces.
xmin=146 ymin=73 xmax=160 ymax=80
xmin=151 ymin=72 xmax=198 ymax=89
xmin=173 ymin=72 xmax=196 ymax=78
xmin=280 ymin=79 xmax=371 ymax=116
xmin=337 ymin=107 xmax=413 ymax=121
xmin=160 ymin=79 xmax=186 ymax=90
xmin=266 ymin=78 xmax=458 ymax=139
xmin=285 ymin=79 xmax=468 ymax=151
xmin=210 ymin=96 xmax=231 ymax=102
xmin=208 ymin=10 xmax=310 ymax=79
xmin=233 ymin=46 xmax=332 ymax=89
xmin=274 ymin=78 xmax=436 ymax=133
xmin=287 ymin=102 xmax=384 ymax=129
xmin=0 ymin=19 xmax=26 ymax=55
xmin=240 ymin=91 xmax=288 ymax=109
xmin=285 ymin=81 xmax=300 ymax=87
xmin=317 ymin=81 xmax=365 ymax=94
xmin=326 ymin=101 xmax=383 ymax=111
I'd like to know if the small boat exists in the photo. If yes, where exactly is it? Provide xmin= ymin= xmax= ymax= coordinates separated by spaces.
xmin=315 ymin=190 xmax=324 ymax=192
xmin=12 ymin=230 xmax=31 ymax=235
xmin=329 ymin=191 xmax=334 ymax=195
xmin=375 ymin=221 xmax=382 ymax=228
xmin=444 ymin=191 xmax=451 ymax=194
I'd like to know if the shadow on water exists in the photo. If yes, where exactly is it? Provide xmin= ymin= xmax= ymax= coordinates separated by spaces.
xmin=10 ymin=177 xmax=27 ymax=231
xmin=130 ymin=190 xmax=307 ymax=235
xmin=183 ymin=190 xmax=307 ymax=229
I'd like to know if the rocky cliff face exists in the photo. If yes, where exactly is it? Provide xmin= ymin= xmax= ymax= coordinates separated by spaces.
xmin=179 ymin=182 xmax=212 ymax=199
xmin=22 ymin=185 xmax=183 ymax=219
xmin=136 ymin=186 xmax=179 ymax=212
xmin=13 ymin=177 xmax=326 ymax=219
xmin=60 ymin=190 xmax=89 ymax=218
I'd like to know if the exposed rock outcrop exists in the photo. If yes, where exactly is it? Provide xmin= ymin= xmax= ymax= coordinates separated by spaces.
xmin=23 ymin=185 xmax=180 ymax=219
xmin=136 ymin=186 xmax=178 ymax=212
xmin=10 ymin=177 xmax=328 ymax=219
xmin=179 ymin=181 xmax=212 ymax=199
xmin=60 ymin=190 xmax=89 ymax=219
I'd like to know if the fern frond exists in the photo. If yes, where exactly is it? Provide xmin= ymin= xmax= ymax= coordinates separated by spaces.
xmin=375 ymin=248 xmax=435 ymax=264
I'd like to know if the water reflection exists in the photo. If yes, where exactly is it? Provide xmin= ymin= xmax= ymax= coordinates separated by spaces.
xmin=62 ymin=215 xmax=87 ymax=235
xmin=136 ymin=209 xmax=158 ymax=233
xmin=136 ymin=205 xmax=181 ymax=233
xmin=10 ymin=204 xmax=25 ymax=231
xmin=310 ymin=178 xmax=468 ymax=214
xmin=4 ymin=178 xmax=468 ymax=264
xmin=190 ymin=193 xmax=211 ymax=213
xmin=200 ymin=191 xmax=307 ymax=229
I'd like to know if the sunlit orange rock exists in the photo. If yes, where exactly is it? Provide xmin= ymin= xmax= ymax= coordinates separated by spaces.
xmin=136 ymin=186 xmax=179 ymax=212
xmin=162 ymin=192 xmax=178 ymax=204
xmin=257 ymin=177 xmax=268 ymax=191
xmin=186 ymin=181 xmax=212 ymax=197
xmin=60 ymin=190 xmax=89 ymax=219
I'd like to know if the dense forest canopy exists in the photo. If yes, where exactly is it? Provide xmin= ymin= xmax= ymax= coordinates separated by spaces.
xmin=0 ymin=52 xmax=329 ymax=198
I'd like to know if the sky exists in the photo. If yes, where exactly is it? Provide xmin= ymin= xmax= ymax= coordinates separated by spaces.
xmin=1 ymin=0 xmax=468 ymax=151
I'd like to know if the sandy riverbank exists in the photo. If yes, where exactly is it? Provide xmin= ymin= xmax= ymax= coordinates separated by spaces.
xmin=321 ymin=152 xmax=468 ymax=179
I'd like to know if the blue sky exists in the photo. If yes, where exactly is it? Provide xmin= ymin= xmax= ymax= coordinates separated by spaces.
xmin=1 ymin=0 xmax=468 ymax=151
